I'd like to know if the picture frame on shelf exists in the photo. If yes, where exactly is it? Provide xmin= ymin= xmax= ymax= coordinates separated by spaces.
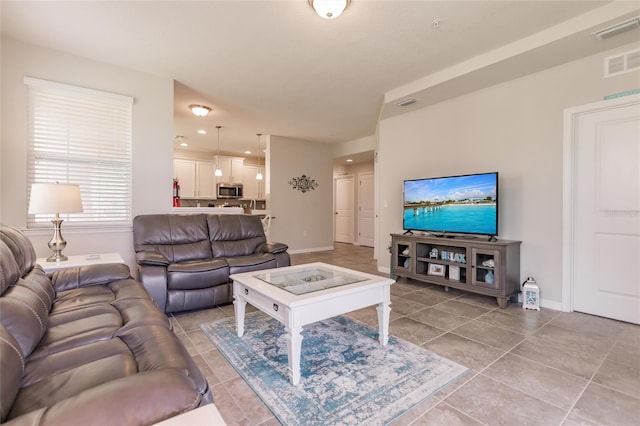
xmin=449 ymin=265 xmax=460 ymax=281
xmin=427 ymin=263 xmax=445 ymax=276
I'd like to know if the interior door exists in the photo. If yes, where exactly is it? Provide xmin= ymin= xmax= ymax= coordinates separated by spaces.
xmin=570 ymin=96 xmax=640 ymax=324
xmin=358 ymin=172 xmax=375 ymax=247
xmin=335 ymin=176 xmax=354 ymax=243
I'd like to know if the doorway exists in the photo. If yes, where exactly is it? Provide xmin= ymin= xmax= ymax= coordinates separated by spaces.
xmin=563 ymin=94 xmax=640 ymax=324
xmin=334 ymin=175 xmax=354 ymax=243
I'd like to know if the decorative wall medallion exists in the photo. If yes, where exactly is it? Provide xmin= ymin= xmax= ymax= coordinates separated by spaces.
xmin=289 ymin=174 xmax=319 ymax=193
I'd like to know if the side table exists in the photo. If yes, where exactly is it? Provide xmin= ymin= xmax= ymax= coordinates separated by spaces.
xmin=37 ymin=252 xmax=125 ymax=273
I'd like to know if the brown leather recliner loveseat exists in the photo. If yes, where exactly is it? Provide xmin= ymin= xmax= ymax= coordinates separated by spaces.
xmin=132 ymin=213 xmax=290 ymax=314
xmin=0 ymin=225 xmax=213 ymax=425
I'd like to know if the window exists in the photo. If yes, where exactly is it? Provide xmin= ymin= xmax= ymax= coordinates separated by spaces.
xmin=25 ymin=77 xmax=133 ymax=228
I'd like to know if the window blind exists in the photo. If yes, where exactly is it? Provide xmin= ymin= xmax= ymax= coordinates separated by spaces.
xmin=25 ymin=77 xmax=134 ymax=227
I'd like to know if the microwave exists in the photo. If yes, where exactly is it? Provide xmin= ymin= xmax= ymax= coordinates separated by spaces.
xmin=217 ymin=183 xmax=243 ymax=199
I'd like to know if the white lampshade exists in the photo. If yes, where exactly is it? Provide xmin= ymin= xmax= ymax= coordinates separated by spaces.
xmin=29 ymin=183 xmax=83 ymax=215
xmin=256 ymin=171 xmax=263 ymax=181
xmin=215 ymin=168 xmax=223 ymax=177
xmin=309 ymin=0 xmax=350 ymax=19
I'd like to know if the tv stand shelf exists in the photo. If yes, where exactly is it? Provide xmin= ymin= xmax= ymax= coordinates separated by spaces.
xmin=391 ymin=233 xmax=521 ymax=308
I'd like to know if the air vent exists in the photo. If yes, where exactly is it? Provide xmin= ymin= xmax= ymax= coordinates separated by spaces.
xmin=396 ymin=98 xmax=417 ymax=107
xmin=605 ymin=48 xmax=640 ymax=77
xmin=594 ymin=18 xmax=639 ymax=39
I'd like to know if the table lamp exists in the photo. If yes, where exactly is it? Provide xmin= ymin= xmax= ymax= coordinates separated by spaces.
xmin=28 ymin=183 xmax=83 ymax=262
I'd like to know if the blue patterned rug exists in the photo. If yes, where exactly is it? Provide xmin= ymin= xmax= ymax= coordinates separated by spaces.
xmin=199 ymin=311 xmax=467 ymax=425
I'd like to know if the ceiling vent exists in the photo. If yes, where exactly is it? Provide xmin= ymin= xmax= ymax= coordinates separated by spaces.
xmin=604 ymin=48 xmax=640 ymax=78
xmin=594 ymin=18 xmax=640 ymax=39
xmin=396 ymin=98 xmax=417 ymax=107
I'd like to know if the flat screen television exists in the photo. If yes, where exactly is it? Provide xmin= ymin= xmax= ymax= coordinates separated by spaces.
xmin=403 ymin=172 xmax=498 ymax=238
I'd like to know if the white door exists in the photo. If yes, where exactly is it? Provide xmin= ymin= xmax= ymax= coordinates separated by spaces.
xmin=358 ymin=172 xmax=375 ymax=247
xmin=335 ymin=176 xmax=354 ymax=243
xmin=565 ymin=95 xmax=640 ymax=324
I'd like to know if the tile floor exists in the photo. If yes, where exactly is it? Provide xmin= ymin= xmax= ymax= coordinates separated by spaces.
xmin=171 ymin=243 xmax=640 ymax=426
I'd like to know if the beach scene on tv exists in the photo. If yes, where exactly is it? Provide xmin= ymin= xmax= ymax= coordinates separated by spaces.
xmin=403 ymin=173 xmax=498 ymax=235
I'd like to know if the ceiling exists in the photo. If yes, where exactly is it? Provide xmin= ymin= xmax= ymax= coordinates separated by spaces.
xmin=2 ymin=1 xmax=639 ymax=158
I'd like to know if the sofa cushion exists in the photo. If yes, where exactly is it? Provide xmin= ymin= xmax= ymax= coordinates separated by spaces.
xmin=32 ymin=298 xmax=171 ymax=361
xmin=0 ymin=239 xmax=21 ymax=295
xmin=21 ymin=339 xmax=130 ymax=388
xmin=226 ymin=253 xmax=277 ymax=275
xmin=0 ymin=225 xmax=37 ymax=277
xmin=6 ymin=370 xmax=201 ymax=425
xmin=0 ymin=285 xmax=49 ymax=358
xmin=207 ymin=214 xmax=266 ymax=257
xmin=51 ymin=278 xmax=153 ymax=315
xmin=133 ymin=214 xmax=213 ymax=262
xmin=9 ymin=350 xmax=138 ymax=420
xmin=0 ymin=326 xmax=24 ymax=423
xmin=167 ymin=259 xmax=229 ymax=291
xmin=51 ymin=263 xmax=131 ymax=292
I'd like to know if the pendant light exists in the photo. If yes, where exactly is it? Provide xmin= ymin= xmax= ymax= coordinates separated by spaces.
xmin=256 ymin=133 xmax=263 ymax=181
xmin=215 ymin=126 xmax=223 ymax=177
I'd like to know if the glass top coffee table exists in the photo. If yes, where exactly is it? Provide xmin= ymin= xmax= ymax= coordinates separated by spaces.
xmin=230 ymin=262 xmax=394 ymax=386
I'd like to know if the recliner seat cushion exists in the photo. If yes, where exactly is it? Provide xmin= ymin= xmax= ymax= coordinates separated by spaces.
xmin=226 ymin=253 xmax=277 ymax=274
xmin=167 ymin=259 xmax=229 ymax=290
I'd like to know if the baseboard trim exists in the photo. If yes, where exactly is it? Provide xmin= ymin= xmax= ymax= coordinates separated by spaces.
xmin=288 ymin=246 xmax=334 ymax=255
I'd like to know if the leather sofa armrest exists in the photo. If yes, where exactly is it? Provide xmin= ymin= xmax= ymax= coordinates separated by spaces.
xmin=136 ymin=251 xmax=170 ymax=266
xmin=256 ymin=242 xmax=288 ymax=254
xmin=51 ymin=263 xmax=132 ymax=292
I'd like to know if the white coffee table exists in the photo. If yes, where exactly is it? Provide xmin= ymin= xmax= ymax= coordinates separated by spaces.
xmin=230 ymin=262 xmax=394 ymax=385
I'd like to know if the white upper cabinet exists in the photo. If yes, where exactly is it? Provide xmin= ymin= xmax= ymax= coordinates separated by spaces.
xmin=195 ymin=161 xmax=216 ymax=198
xmin=173 ymin=159 xmax=218 ymax=199
xmin=214 ymin=156 xmax=244 ymax=184
xmin=173 ymin=159 xmax=195 ymax=198
xmin=242 ymin=164 xmax=262 ymax=199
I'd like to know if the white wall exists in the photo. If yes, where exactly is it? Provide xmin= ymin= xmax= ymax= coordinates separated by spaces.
xmin=1 ymin=37 xmax=174 ymax=273
xmin=377 ymin=41 xmax=640 ymax=307
xmin=269 ymin=135 xmax=333 ymax=252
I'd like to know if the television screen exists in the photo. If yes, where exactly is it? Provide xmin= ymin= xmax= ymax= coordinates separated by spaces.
xmin=403 ymin=172 xmax=498 ymax=236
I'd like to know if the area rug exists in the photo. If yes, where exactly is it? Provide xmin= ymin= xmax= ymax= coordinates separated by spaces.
xmin=199 ymin=311 xmax=468 ymax=425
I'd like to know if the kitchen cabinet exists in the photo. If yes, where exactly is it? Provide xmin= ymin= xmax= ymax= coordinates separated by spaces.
xmin=173 ymin=159 xmax=217 ymax=199
xmin=214 ymin=156 xmax=244 ymax=184
xmin=242 ymin=165 xmax=263 ymax=199
xmin=195 ymin=161 xmax=216 ymax=198
xmin=173 ymin=159 xmax=195 ymax=198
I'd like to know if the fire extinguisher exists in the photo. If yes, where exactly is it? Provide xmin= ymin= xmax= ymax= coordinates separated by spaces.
xmin=172 ymin=178 xmax=181 ymax=207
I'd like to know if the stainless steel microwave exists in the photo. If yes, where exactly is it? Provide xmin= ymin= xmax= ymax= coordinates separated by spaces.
xmin=217 ymin=183 xmax=243 ymax=199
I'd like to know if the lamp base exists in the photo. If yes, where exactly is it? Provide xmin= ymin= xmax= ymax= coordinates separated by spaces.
xmin=47 ymin=216 xmax=69 ymax=262
xmin=46 ymin=252 xmax=69 ymax=262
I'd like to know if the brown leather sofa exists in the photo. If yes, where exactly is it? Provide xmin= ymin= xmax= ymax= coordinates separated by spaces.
xmin=133 ymin=213 xmax=290 ymax=314
xmin=0 ymin=225 xmax=213 ymax=425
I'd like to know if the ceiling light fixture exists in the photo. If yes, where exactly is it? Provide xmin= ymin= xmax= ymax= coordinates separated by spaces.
xmin=215 ymin=126 xmax=223 ymax=177
xmin=308 ymin=0 xmax=350 ymax=20
xmin=256 ymin=133 xmax=264 ymax=181
xmin=189 ymin=104 xmax=211 ymax=117
xmin=197 ymin=129 xmax=207 ymax=134
xmin=594 ymin=18 xmax=640 ymax=39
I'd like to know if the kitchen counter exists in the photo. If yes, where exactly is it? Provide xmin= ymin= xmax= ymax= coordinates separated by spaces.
xmin=172 ymin=207 xmax=244 ymax=214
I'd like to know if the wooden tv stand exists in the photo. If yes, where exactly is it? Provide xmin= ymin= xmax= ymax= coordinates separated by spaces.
xmin=390 ymin=233 xmax=521 ymax=308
